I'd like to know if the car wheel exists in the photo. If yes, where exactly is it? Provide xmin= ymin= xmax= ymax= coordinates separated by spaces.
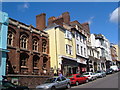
xmin=66 ymin=83 xmax=71 ymax=89
xmin=86 ymin=79 xmax=89 ymax=83
xmin=75 ymin=81 xmax=79 ymax=86
xmin=51 ymin=86 xmax=56 ymax=90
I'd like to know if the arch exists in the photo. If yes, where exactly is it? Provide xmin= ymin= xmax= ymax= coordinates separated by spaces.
xmin=42 ymin=39 xmax=47 ymax=53
xmin=33 ymin=38 xmax=38 ymax=51
xmin=20 ymin=53 xmax=29 ymax=67
xmin=20 ymin=34 xmax=28 ymax=49
xmin=7 ymin=31 xmax=14 ymax=46
xmin=43 ymin=57 xmax=48 ymax=69
xmin=33 ymin=55 xmax=40 ymax=67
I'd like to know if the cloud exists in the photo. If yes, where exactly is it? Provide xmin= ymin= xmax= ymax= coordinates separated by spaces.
xmin=87 ymin=16 xmax=95 ymax=25
xmin=109 ymin=7 xmax=119 ymax=23
xmin=23 ymin=3 xmax=29 ymax=8
xmin=17 ymin=2 xmax=30 ymax=12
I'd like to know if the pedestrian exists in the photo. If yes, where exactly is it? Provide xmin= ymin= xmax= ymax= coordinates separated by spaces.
xmin=58 ymin=70 xmax=63 ymax=77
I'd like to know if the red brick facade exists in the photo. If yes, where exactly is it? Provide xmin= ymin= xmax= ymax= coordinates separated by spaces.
xmin=6 ymin=17 xmax=50 ymax=76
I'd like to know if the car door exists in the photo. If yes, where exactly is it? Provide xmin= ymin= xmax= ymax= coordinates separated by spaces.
xmin=76 ymin=74 xmax=82 ymax=83
xmin=80 ymin=75 xmax=87 ymax=82
xmin=60 ymin=77 xmax=68 ymax=88
xmin=56 ymin=77 xmax=62 ymax=89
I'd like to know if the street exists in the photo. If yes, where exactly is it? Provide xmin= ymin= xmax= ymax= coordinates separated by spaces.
xmin=67 ymin=72 xmax=119 ymax=89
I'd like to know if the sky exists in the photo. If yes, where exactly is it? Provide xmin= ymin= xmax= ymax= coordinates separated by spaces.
xmin=2 ymin=2 xmax=119 ymax=44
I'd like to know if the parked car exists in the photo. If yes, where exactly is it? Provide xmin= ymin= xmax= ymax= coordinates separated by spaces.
xmin=118 ymin=66 xmax=120 ymax=71
xmin=95 ymin=70 xmax=106 ymax=78
xmin=110 ymin=65 xmax=119 ymax=72
xmin=106 ymin=68 xmax=114 ymax=75
xmin=67 ymin=74 xmax=89 ymax=86
xmin=0 ymin=81 xmax=29 ymax=90
xmin=82 ymin=72 xmax=97 ymax=81
xmin=36 ymin=76 xmax=71 ymax=90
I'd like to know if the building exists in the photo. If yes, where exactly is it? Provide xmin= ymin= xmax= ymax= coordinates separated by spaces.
xmin=0 ymin=11 xmax=9 ymax=81
xmin=110 ymin=44 xmax=118 ymax=65
xmin=87 ymin=46 xmax=100 ymax=72
xmin=45 ymin=12 xmax=77 ymax=76
xmin=70 ymin=21 xmax=89 ymax=73
xmin=113 ymin=44 xmax=120 ymax=67
xmin=90 ymin=34 xmax=112 ymax=71
xmin=6 ymin=13 xmax=50 ymax=88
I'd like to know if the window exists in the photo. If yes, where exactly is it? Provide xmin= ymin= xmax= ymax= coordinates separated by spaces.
xmin=80 ymin=35 xmax=82 ymax=42
xmin=76 ymin=33 xmax=79 ymax=40
xmin=7 ymin=31 xmax=13 ymax=46
xmin=69 ymin=46 xmax=72 ymax=55
xmin=42 ymin=39 xmax=47 ymax=53
xmin=33 ymin=55 xmax=39 ymax=68
xmin=33 ymin=39 xmax=38 ymax=51
xmin=65 ymin=30 xmax=72 ymax=40
xmin=61 ymin=77 xmax=66 ymax=81
xmin=84 ymin=48 xmax=86 ymax=56
xmin=20 ymin=35 xmax=27 ymax=49
xmin=83 ymin=37 xmax=86 ymax=44
xmin=66 ymin=44 xmax=72 ymax=55
xmin=81 ymin=46 xmax=83 ymax=55
xmin=20 ymin=53 xmax=29 ymax=67
xmin=43 ymin=57 xmax=48 ymax=69
xmin=77 ymin=44 xmax=79 ymax=54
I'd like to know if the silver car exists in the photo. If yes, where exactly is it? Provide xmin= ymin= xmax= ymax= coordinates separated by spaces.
xmin=95 ymin=70 xmax=106 ymax=78
xmin=36 ymin=76 xmax=71 ymax=90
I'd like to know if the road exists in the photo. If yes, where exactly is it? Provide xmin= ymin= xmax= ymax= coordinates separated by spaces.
xmin=67 ymin=72 xmax=119 ymax=89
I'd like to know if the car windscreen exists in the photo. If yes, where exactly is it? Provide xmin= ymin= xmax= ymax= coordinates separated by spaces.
xmin=96 ymin=71 xmax=101 ymax=73
xmin=45 ymin=78 xmax=56 ymax=83
xmin=83 ymin=73 xmax=89 ymax=75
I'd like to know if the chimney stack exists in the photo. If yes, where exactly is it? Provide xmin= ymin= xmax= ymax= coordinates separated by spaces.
xmin=62 ymin=12 xmax=70 ymax=24
xmin=48 ymin=16 xmax=56 ymax=25
xmin=36 ymin=13 xmax=46 ymax=30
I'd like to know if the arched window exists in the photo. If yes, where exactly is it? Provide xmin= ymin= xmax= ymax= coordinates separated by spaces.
xmin=7 ymin=31 xmax=13 ymax=46
xmin=20 ymin=53 xmax=29 ymax=67
xmin=43 ymin=57 xmax=48 ymax=69
xmin=33 ymin=55 xmax=39 ymax=68
xmin=42 ymin=39 xmax=47 ymax=53
xmin=33 ymin=39 xmax=38 ymax=51
xmin=20 ymin=34 xmax=27 ymax=49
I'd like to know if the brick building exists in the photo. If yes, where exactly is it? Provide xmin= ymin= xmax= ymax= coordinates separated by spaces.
xmin=6 ymin=13 xmax=51 ymax=88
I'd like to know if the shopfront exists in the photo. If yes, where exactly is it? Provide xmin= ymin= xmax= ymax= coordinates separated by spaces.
xmin=62 ymin=56 xmax=78 ymax=76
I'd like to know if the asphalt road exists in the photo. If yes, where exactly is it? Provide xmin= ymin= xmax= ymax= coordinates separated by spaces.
xmin=67 ymin=72 xmax=119 ymax=89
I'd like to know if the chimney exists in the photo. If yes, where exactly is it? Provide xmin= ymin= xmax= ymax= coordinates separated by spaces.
xmin=36 ymin=13 xmax=46 ymax=30
xmin=48 ymin=16 xmax=56 ymax=25
xmin=82 ymin=22 xmax=90 ymax=32
xmin=62 ymin=12 xmax=70 ymax=24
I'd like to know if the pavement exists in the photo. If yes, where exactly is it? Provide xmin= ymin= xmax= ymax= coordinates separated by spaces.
xmin=67 ymin=72 xmax=119 ymax=89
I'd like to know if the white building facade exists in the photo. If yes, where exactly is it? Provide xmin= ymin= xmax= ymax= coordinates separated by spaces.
xmin=90 ymin=34 xmax=112 ymax=71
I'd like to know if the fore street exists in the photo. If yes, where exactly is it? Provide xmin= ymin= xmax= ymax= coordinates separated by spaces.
xmin=67 ymin=72 xmax=119 ymax=89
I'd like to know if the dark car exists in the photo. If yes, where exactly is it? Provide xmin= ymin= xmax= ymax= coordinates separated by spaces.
xmin=106 ymin=68 xmax=114 ymax=75
xmin=0 ymin=81 xmax=29 ymax=90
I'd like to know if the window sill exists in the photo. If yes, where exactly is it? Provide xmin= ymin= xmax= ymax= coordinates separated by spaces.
xmin=33 ymin=67 xmax=39 ymax=69
xmin=21 ymin=66 xmax=28 ymax=68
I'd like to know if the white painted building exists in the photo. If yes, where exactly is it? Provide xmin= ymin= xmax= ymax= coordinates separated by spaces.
xmin=90 ymin=34 xmax=112 ymax=70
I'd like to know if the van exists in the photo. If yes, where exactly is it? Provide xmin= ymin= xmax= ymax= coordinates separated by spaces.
xmin=110 ymin=65 xmax=119 ymax=72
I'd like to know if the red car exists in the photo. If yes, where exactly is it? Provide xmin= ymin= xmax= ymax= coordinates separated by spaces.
xmin=68 ymin=74 xmax=89 ymax=86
